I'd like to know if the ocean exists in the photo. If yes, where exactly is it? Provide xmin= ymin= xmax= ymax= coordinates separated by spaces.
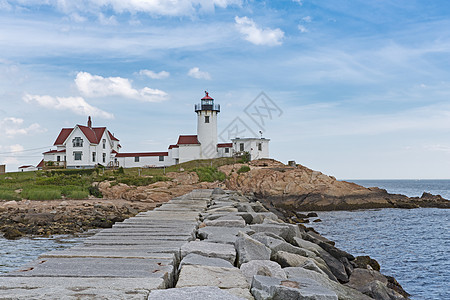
xmin=308 ymin=180 xmax=450 ymax=300
xmin=0 ymin=180 xmax=449 ymax=299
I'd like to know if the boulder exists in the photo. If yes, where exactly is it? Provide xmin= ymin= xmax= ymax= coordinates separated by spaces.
xmin=235 ymin=232 xmax=271 ymax=266
xmin=251 ymin=275 xmax=338 ymax=300
xmin=284 ymin=267 xmax=373 ymax=300
xmin=240 ymin=260 xmax=286 ymax=284
xmin=181 ymin=241 xmax=236 ymax=264
xmin=250 ymin=223 xmax=302 ymax=244
xmin=198 ymin=226 xmax=254 ymax=245
xmin=251 ymin=233 xmax=316 ymax=258
xmin=354 ymin=255 xmax=381 ymax=271
xmin=318 ymin=241 xmax=355 ymax=261
xmin=3 ymin=200 xmax=19 ymax=209
xmin=318 ymin=249 xmax=350 ymax=283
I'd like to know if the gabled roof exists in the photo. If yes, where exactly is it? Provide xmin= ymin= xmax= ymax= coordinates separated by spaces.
xmin=108 ymin=131 xmax=119 ymax=141
xmin=53 ymin=125 xmax=119 ymax=146
xmin=217 ymin=143 xmax=232 ymax=148
xmin=115 ymin=152 xmax=168 ymax=157
xmin=54 ymin=128 xmax=72 ymax=145
xmin=177 ymin=135 xmax=200 ymax=145
xmin=168 ymin=144 xmax=179 ymax=149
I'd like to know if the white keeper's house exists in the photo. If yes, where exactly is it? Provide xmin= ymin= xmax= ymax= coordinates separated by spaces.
xmin=38 ymin=92 xmax=270 ymax=169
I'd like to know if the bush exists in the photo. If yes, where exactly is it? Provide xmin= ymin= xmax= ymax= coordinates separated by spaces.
xmin=21 ymin=189 xmax=62 ymax=200
xmin=238 ymin=152 xmax=251 ymax=163
xmin=117 ymin=167 xmax=125 ymax=174
xmin=237 ymin=165 xmax=251 ymax=174
xmin=88 ymin=185 xmax=103 ymax=198
xmin=195 ymin=167 xmax=226 ymax=182
xmin=0 ymin=191 xmax=21 ymax=201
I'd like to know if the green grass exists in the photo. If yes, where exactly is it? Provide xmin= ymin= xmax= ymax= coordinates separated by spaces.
xmin=237 ymin=165 xmax=251 ymax=174
xmin=0 ymin=157 xmax=240 ymax=200
xmin=194 ymin=166 xmax=226 ymax=182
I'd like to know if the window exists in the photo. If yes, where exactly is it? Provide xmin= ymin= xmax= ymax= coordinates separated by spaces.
xmin=205 ymin=116 xmax=210 ymax=123
xmin=57 ymin=156 xmax=60 ymax=162
xmin=135 ymin=156 xmax=140 ymax=162
xmin=102 ymin=153 xmax=106 ymax=163
xmin=225 ymin=148 xmax=229 ymax=153
xmin=240 ymin=143 xmax=244 ymax=151
xmin=73 ymin=137 xmax=83 ymax=147
xmin=92 ymin=152 xmax=96 ymax=162
xmin=74 ymin=151 xmax=82 ymax=161
xmin=159 ymin=155 xmax=164 ymax=161
xmin=102 ymin=139 xmax=106 ymax=149
xmin=258 ymin=143 xmax=262 ymax=151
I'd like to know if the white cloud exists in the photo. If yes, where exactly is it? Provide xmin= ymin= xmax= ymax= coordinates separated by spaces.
xmin=138 ymin=69 xmax=170 ymax=79
xmin=302 ymin=16 xmax=312 ymax=22
xmin=23 ymin=93 xmax=114 ymax=119
xmin=6 ymin=0 xmax=242 ymax=17
xmin=292 ymin=0 xmax=303 ymax=5
xmin=98 ymin=13 xmax=118 ymax=25
xmin=188 ymin=67 xmax=211 ymax=80
xmin=298 ymin=25 xmax=308 ymax=33
xmin=235 ymin=16 xmax=284 ymax=46
xmin=75 ymin=72 xmax=168 ymax=102
xmin=0 ymin=117 xmax=44 ymax=137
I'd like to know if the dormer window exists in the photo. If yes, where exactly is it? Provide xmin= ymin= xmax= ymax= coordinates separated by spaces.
xmin=73 ymin=137 xmax=83 ymax=147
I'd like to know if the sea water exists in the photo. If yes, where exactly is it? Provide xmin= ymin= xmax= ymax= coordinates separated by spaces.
xmin=309 ymin=180 xmax=450 ymax=300
xmin=0 ymin=232 xmax=95 ymax=274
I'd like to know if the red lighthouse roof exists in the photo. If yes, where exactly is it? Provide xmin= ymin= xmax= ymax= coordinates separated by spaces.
xmin=201 ymin=91 xmax=213 ymax=100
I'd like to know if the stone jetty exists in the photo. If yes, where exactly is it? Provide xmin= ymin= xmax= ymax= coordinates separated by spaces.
xmin=0 ymin=189 xmax=408 ymax=299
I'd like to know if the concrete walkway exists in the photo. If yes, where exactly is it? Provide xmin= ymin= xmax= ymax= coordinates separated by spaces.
xmin=0 ymin=189 xmax=213 ymax=300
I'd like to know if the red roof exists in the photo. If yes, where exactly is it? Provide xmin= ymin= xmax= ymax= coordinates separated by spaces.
xmin=53 ymin=125 xmax=118 ymax=146
xmin=201 ymin=91 xmax=213 ymax=100
xmin=168 ymin=144 xmax=179 ymax=149
xmin=108 ymin=131 xmax=119 ymax=141
xmin=217 ymin=143 xmax=232 ymax=148
xmin=43 ymin=149 xmax=66 ymax=154
xmin=115 ymin=152 xmax=168 ymax=157
xmin=177 ymin=135 xmax=200 ymax=145
xmin=36 ymin=159 xmax=44 ymax=168
xmin=19 ymin=165 xmax=33 ymax=169
xmin=111 ymin=150 xmax=118 ymax=154
xmin=54 ymin=128 xmax=72 ymax=145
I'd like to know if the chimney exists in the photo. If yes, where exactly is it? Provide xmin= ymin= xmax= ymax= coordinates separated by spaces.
xmin=87 ymin=116 xmax=92 ymax=128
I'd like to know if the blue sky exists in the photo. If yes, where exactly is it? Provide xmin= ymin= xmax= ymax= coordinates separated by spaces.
xmin=1 ymin=0 xmax=450 ymax=179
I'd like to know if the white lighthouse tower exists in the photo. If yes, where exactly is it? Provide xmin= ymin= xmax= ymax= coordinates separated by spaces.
xmin=195 ymin=91 xmax=220 ymax=158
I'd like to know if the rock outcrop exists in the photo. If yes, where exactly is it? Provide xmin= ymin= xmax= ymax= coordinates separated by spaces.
xmin=221 ymin=159 xmax=450 ymax=212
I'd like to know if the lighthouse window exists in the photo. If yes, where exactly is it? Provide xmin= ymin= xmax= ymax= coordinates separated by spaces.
xmin=205 ymin=116 xmax=210 ymax=123
xmin=258 ymin=143 xmax=262 ymax=151
xmin=240 ymin=143 xmax=244 ymax=151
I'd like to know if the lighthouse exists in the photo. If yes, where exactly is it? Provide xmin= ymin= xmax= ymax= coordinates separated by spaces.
xmin=195 ymin=91 xmax=220 ymax=158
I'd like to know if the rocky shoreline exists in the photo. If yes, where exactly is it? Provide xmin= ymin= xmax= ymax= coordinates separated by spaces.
xmin=1 ymin=188 xmax=410 ymax=299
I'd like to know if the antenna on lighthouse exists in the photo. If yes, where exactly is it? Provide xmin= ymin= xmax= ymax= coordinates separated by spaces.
xmin=259 ymin=130 xmax=263 ymax=138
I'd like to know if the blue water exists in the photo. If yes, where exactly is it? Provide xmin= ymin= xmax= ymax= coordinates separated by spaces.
xmin=309 ymin=180 xmax=450 ymax=300
xmin=0 ymin=232 xmax=94 ymax=273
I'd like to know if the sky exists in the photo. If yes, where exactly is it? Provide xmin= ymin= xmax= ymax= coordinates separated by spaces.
xmin=1 ymin=0 xmax=450 ymax=179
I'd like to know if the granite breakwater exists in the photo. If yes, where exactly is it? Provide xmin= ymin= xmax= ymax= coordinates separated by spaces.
xmin=1 ymin=189 xmax=408 ymax=299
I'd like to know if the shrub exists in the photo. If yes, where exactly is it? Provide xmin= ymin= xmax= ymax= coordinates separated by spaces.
xmin=88 ymin=185 xmax=103 ymax=198
xmin=195 ymin=167 xmax=226 ymax=182
xmin=238 ymin=152 xmax=251 ymax=163
xmin=117 ymin=167 xmax=125 ymax=174
xmin=237 ymin=165 xmax=251 ymax=174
